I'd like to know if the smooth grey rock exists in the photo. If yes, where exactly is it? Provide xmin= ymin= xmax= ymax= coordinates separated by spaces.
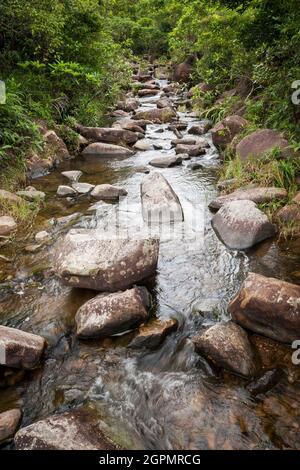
xmin=71 ymin=182 xmax=95 ymax=194
xmin=57 ymin=185 xmax=77 ymax=197
xmin=149 ymin=155 xmax=182 ymax=168
xmin=61 ymin=171 xmax=83 ymax=182
xmin=91 ymin=184 xmax=127 ymax=201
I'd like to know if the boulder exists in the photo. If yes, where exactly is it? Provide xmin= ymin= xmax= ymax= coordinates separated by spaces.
xmin=91 ymin=184 xmax=127 ymax=201
xmin=0 ymin=409 xmax=21 ymax=443
xmin=71 ymin=182 xmax=95 ymax=194
xmin=141 ymin=172 xmax=183 ymax=223
xmin=0 ymin=216 xmax=17 ymax=236
xmin=168 ymin=122 xmax=188 ymax=131
xmin=133 ymin=139 xmax=153 ymax=151
xmin=82 ymin=143 xmax=134 ymax=158
xmin=54 ymin=230 xmax=159 ymax=291
xmin=276 ymin=191 xmax=300 ymax=225
xmin=236 ymin=129 xmax=291 ymax=162
xmin=212 ymin=200 xmax=277 ymax=250
xmin=76 ymin=126 xmax=138 ymax=145
xmin=228 ymin=272 xmax=300 ymax=343
xmin=193 ymin=321 xmax=257 ymax=377
xmin=173 ymin=61 xmax=192 ymax=83
xmin=175 ymin=144 xmax=206 ymax=157
xmin=116 ymin=98 xmax=139 ymax=112
xmin=129 ymin=318 xmax=178 ymax=349
xmin=0 ymin=325 xmax=45 ymax=369
xmin=149 ymin=155 xmax=182 ymax=168
xmin=0 ymin=189 xmax=23 ymax=204
xmin=171 ymin=138 xmax=197 ymax=146
xmin=14 ymin=409 xmax=117 ymax=450
xmin=188 ymin=122 xmax=212 ymax=135
xmin=211 ymin=115 xmax=248 ymax=147
xmin=35 ymin=231 xmax=51 ymax=243
xmin=75 ymin=287 xmax=150 ymax=338
xmin=138 ymin=89 xmax=159 ymax=97
xmin=209 ymin=187 xmax=287 ymax=211
xmin=43 ymin=130 xmax=70 ymax=162
xmin=133 ymin=107 xmax=176 ymax=123
xmin=57 ymin=185 xmax=77 ymax=197
xmin=17 ymin=187 xmax=45 ymax=201
xmin=114 ymin=121 xmax=145 ymax=134
xmin=247 ymin=369 xmax=283 ymax=396
xmin=157 ymin=98 xmax=171 ymax=109
xmin=61 ymin=170 xmax=82 ymax=182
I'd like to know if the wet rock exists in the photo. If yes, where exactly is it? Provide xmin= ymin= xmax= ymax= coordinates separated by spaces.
xmin=0 ymin=216 xmax=17 ymax=236
xmin=138 ymin=89 xmax=159 ymax=97
xmin=129 ymin=318 xmax=178 ymax=349
xmin=212 ymin=200 xmax=277 ymax=250
xmin=87 ymin=201 xmax=111 ymax=213
xmin=236 ymin=129 xmax=292 ymax=162
xmin=171 ymin=138 xmax=197 ymax=146
xmin=133 ymin=107 xmax=176 ymax=123
xmin=211 ymin=115 xmax=248 ymax=147
xmin=193 ymin=322 xmax=257 ymax=377
xmin=71 ymin=182 xmax=95 ymax=194
xmin=175 ymin=144 xmax=206 ymax=157
xmin=0 ymin=409 xmax=21 ymax=443
xmin=188 ymin=122 xmax=212 ymax=135
xmin=0 ymin=325 xmax=45 ymax=369
xmin=57 ymin=185 xmax=77 ymax=197
xmin=276 ymin=191 xmax=300 ymax=225
xmin=61 ymin=170 xmax=82 ymax=182
xmin=129 ymin=119 xmax=152 ymax=130
xmin=54 ymin=230 xmax=159 ymax=291
xmin=187 ymin=162 xmax=204 ymax=170
xmin=135 ymin=166 xmax=150 ymax=174
xmin=157 ymin=98 xmax=172 ymax=109
xmin=247 ymin=369 xmax=283 ymax=396
xmin=76 ymin=126 xmax=138 ymax=145
xmin=229 ymin=272 xmax=300 ymax=343
xmin=82 ymin=142 xmax=134 ymax=158
xmin=35 ymin=231 xmax=51 ymax=243
xmin=91 ymin=184 xmax=127 ymax=201
xmin=153 ymin=143 xmax=163 ymax=150
xmin=168 ymin=122 xmax=188 ymax=131
xmin=133 ymin=139 xmax=153 ymax=151
xmin=141 ymin=172 xmax=183 ymax=223
xmin=149 ymin=155 xmax=182 ymax=168
xmin=75 ymin=286 xmax=150 ymax=338
xmin=14 ymin=409 xmax=117 ymax=450
xmin=17 ymin=187 xmax=46 ymax=201
xmin=116 ymin=98 xmax=139 ymax=112
xmin=114 ymin=121 xmax=145 ymax=134
xmin=209 ymin=187 xmax=287 ymax=211
xmin=0 ymin=189 xmax=23 ymax=204
xmin=180 ymin=153 xmax=191 ymax=161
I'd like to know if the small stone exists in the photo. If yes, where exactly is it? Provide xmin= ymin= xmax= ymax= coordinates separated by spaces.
xmin=71 ymin=182 xmax=95 ymax=194
xmin=35 ymin=231 xmax=51 ymax=243
xmin=133 ymin=139 xmax=153 ymax=151
xmin=91 ymin=184 xmax=127 ymax=201
xmin=61 ymin=171 xmax=83 ymax=182
xmin=0 ymin=409 xmax=21 ymax=443
xmin=0 ymin=216 xmax=17 ymax=236
xmin=0 ymin=325 xmax=45 ymax=369
xmin=57 ymin=185 xmax=77 ymax=197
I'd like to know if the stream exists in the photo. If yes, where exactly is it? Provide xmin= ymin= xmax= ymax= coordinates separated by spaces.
xmin=1 ymin=74 xmax=300 ymax=450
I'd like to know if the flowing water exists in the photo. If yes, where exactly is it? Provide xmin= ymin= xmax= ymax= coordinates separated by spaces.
xmin=1 ymin=77 xmax=300 ymax=449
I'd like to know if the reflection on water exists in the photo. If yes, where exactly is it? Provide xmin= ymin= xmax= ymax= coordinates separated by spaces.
xmin=1 ymin=81 xmax=300 ymax=450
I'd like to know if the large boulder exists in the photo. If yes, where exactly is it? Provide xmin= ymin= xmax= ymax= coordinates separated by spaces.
xmin=0 ymin=216 xmax=17 ymax=236
xmin=53 ymin=230 xmax=159 ymax=291
xmin=276 ymin=191 xmax=300 ymax=226
xmin=75 ymin=287 xmax=150 ymax=338
xmin=82 ymin=142 xmax=134 ymax=158
xmin=209 ymin=187 xmax=287 ymax=211
xmin=229 ymin=272 xmax=300 ymax=343
xmin=0 ymin=325 xmax=45 ymax=369
xmin=173 ymin=61 xmax=192 ymax=83
xmin=14 ymin=409 xmax=117 ymax=450
xmin=76 ymin=126 xmax=138 ymax=145
xmin=141 ymin=172 xmax=183 ymax=223
xmin=193 ymin=322 xmax=257 ymax=377
xmin=149 ymin=155 xmax=182 ymax=168
xmin=133 ymin=107 xmax=176 ymax=123
xmin=91 ymin=184 xmax=127 ymax=201
xmin=129 ymin=318 xmax=178 ymax=349
xmin=0 ymin=409 xmax=21 ymax=443
xmin=211 ymin=115 xmax=248 ymax=148
xmin=212 ymin=200 xmax=277 ymax=250
xmin=236 ymin=129 xmax=291 ymax=162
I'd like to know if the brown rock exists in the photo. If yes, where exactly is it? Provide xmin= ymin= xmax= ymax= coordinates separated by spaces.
xmin=138 ymin=89 xmax=160 ymax=97
xmin=209 ymin=187 xmax=287 ymax=211
xmin=236 ymin=129 xmax=291 ymax=162
xmin=149 ymin=155 xmax=182 ymax=168
xmin=0 ymin=409 xmax=21 ymax=443
xmin=0 ymin=216 xmax=17 ymax=236
xmin=77 ymin=126 xmax=138 ymax=145
xmin=82 ymin=142 xmax=134 ymax=158
xmin=75 ymin=287 xmax=150 ymax=338
xmin=91 ymin=184 xmax=127 ymax=201
xmin=276 ymin=191 xmax=300 ymax=225
xmin=0 ymin=325 xmax=45 ymax=369
xmin=193 ymin=322 xmax=257 ymax=377
xmin=229 ymin=272 xmax=300 ymax=343
xmin=175 ymin=144 xmax=206 ymax=157
xmin=133 ymin=107 xmax=176 ymax=123
xmin=212 ymin=115 xmax=248 ymax=147
xmin=43 ymin=130 xmax=70 ymax=162
xmin=129 ymin=318 xmax=178 ymax=349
